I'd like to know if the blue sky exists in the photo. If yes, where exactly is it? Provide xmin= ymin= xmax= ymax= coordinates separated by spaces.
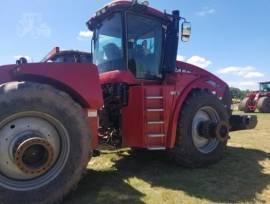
xmin=0 ymin=0 xmax=269 ymax=90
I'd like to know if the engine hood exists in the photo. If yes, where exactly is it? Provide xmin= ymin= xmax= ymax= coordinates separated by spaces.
xmin=176 ymin=61 xmax=228 ymax=87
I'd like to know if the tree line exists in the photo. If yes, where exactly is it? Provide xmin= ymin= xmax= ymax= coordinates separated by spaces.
xmin=229 ymin=87 xmax=249 ymax=100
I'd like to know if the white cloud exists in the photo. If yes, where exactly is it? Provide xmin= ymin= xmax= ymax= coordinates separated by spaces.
xmin=218 ymin=66 xmax=264 ymax=78
xmin=177 ymin=55 xmax=185 ymax=61
xmin=228 ymin=81 xmax=258 ymax=90
xmin=244 ymin=72 xmax=264 ymax=78
xmin=218 ymin=66 xmax=240 ymax=74
xmin=78 ymin=31 xmax=93 ymax=40
xmin=176 ymin=54 xmax=263 ymax=90
xmin=14 ymin=55 xmax=32 ymax=62
xmin=17 ymin=13 xmax=51 ymax=38
xmin=186 ymin=56 xmax=212 ymax=69
xmin=197 ymin=7 xmax=216 ymax=16
xmin=177 ymin=55 xmax=212 ymax=69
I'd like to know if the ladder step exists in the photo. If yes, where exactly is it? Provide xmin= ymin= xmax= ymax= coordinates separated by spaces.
xmin=145 ymin=96 xmax=163 ymax=99
xmin=147 ymin=134 xmax=165 ymax=138
xmin=147 ymin=121 xmax=164 ymax=125
xmin=146 ymin=109 xmax=164 ymax=112
xmin=148 ymin=146 xmax=166 ymax=150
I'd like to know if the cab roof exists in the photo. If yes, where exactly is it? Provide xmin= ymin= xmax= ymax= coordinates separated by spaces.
xmin=87 ymin=0 xmax=173 ymax=31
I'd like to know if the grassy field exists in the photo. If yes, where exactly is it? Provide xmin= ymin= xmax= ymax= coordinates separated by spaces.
xmin=64 ymin=113 xmax=270 ymax=204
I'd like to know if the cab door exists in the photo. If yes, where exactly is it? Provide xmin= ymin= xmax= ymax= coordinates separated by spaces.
xmin=122 ymin=13 xmax=176 ymax=149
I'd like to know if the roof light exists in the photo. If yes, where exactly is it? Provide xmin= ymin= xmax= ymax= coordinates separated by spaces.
xmin=96 ymin=10 xmax=101 ymax=16
xmin=132 ymin=0 xmax=149 ymax=6
xmin=101 ymin=8 xmax=106 ymax=14
xmin=141 ymin=0 xmax=149 ymax=6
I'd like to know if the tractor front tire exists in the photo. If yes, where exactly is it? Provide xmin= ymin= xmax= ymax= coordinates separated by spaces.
xmin=239 ymin=98 xmax=247 ymax=111
xmin=0 ymin=82 xmax=91 ymax=204
xmin=169 ymin=90 xmax=229 ymax=167
xmin=257 ymin=97 xmax=270 ymax=113
xmin=239 ymin=97 xmax=253 ymax=113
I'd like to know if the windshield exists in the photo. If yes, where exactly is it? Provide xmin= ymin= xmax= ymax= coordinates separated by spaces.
xmin=93 ymin=13 xmax=124 ymax=73
xmin=260 ymin=82 xmax=270 ymax=92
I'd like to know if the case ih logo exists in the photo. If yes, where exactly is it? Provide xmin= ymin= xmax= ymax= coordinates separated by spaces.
xmin=16 ymin=13 xmax=51 ymax=39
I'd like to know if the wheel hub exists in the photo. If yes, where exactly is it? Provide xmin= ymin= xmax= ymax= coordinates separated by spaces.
xmin=215 ymin=121 xmax=229 ymax=142
xmin=0 ymin=112 xmax=70 ymax=191
xmin=192 ymin=106 xmax=221 ymax=154
xmin=198 ymin=120 xmax=229 ymax=142
xmin=14 ymin=137 xmax=54 ymax=176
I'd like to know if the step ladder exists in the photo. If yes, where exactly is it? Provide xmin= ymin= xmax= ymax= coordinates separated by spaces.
xmin=144 ymin=87 xmax=167 ymax=150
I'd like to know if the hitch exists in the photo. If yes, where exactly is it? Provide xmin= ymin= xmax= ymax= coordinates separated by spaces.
xmin=230 ymin=115 xmax=257 ymax=131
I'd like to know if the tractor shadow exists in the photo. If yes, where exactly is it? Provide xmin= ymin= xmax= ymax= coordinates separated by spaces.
xmin=64 ymin=147 xmax=270 ymax=204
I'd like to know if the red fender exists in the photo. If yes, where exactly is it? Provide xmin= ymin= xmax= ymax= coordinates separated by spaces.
xmin=166 ymin=76 xmax=226 ymax=148
xmin=0 ymin=63 xmax=103 ymax=109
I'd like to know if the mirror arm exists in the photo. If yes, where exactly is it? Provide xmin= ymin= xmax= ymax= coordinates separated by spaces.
xmin=180 ymin=17 xmax=187 ymax=22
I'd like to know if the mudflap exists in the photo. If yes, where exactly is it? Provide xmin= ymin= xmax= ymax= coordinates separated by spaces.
xmin=229 ymin=115 xmax=258 ymax=131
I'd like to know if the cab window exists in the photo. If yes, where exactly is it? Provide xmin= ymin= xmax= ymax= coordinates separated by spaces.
xmin=127 ymin=13 xmax=163 ymax=79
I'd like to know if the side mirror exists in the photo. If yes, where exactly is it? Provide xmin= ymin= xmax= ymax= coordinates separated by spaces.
xmin=16 ymin=57 xmax=28 ymax=65
xmin=181 ymin=22 xmax=191 ymax=42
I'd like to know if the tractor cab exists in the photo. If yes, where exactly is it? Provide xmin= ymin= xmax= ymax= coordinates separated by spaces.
xmin=88 ymin=0 xmax=191 ymax=82
xmin=259 ymin=81 xmax=270 ymax=92
xmin=85 ymin=0 xmax=250 ymax=151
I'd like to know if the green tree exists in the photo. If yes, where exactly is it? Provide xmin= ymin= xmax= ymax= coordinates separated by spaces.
xmin=230 ymin=87 xmax=247 ymax=99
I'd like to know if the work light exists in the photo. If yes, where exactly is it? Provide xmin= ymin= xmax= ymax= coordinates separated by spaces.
xmin=132 ymin=0 xmax=150 ymax=6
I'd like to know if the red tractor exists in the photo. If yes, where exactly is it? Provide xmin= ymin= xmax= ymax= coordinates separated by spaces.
xmin=0 ymin=1 xmax=257 ymax=203
xmin=41 ymin=47 xmax=92 ymax=63
xmin=239 ymin=81 xmax=270 ymax=113
xmin=16 ymin=47 xmax=92 ymax=64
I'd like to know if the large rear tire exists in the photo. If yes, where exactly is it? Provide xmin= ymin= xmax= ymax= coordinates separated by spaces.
xmin=169 ymin=90 xmax=229 ymax=167
xmin=257 ymin=96 xmax=270 ymax=113
xmin=0 ymin=82 xmax=91 ymax=204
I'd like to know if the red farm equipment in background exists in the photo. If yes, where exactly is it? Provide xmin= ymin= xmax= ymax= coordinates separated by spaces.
xmin=239 ymin=81 xmax=270 ymax=113
xmin=41 ymin=47 xmax=92 ymax=63
xmin=0 ymin=1 xmax=258 ymax=203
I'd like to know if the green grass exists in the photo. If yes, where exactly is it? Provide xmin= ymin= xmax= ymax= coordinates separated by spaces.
xmin=64 ymin=113 xmax=270 ymax=204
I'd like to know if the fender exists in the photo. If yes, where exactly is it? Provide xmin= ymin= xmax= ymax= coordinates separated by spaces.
xmin=0 ymin=63 xmax=104 ymax=109
xmin=166 ymin=74 xmax=228 ymax=148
